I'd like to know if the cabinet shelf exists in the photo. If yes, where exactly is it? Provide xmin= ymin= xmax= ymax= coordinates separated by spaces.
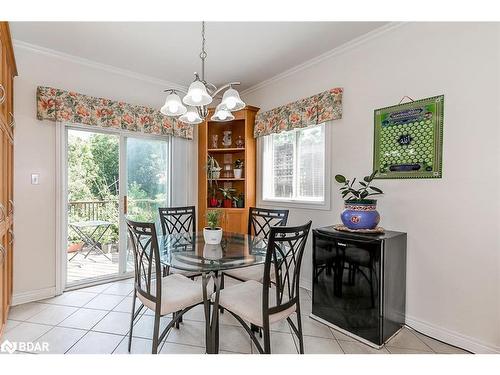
xmin=208 ymin=148 xmax=245 ymax=153
xmin=210 ymin=178 xmax=245 ymax=181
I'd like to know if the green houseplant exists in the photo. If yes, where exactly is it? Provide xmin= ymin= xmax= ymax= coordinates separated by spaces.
xmin=204 ymin=210 xmax=223 ymax=244
xmin=233 ymin=159 xmax=244 ymax=179
xmin=232 ymin=192 xmax=244 ymax=208
xmin=206 ymin=155 xmax=222 ymax=180
xmin=219 ymin=187 xmax=236 ymax=208
xmin=334 ymin=171 xmax=384 ymax=230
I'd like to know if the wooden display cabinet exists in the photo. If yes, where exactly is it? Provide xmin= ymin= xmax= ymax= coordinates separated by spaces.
xmin=198 ymin=106 xmax=259 ymax=234
xmin=0 ymin=22 xmax=16 ymax=339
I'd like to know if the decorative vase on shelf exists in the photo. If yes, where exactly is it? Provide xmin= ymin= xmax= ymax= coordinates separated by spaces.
xmin=209 ymin=197 xmax=218 ymax=208
xmin=222 ymin=199 xmax=232 ymax=208
xmin=203 ymin=227 xmax=223 ymax=245
xmin=235 ymin=136 xmax=244 ymax=148
xmin=341 ymin=200 xmax=380 ymax=230
xmin=211 ymin=134 xmax=219 ymax=149
xmin=222 ymin=131 xmax=232 ymax=148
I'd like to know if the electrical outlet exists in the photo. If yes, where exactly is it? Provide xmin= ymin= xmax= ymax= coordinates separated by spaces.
xmin=31 ymin=173 xmax=40 ymax=185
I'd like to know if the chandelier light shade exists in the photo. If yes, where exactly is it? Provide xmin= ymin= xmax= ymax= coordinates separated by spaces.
xmin=179 ymin=107 xmax=203 ymax=125
xmin=160 ymin=92 xmax=187 ymax=116
xmin=220 ymin=87 xmax=246 ymax=111
xmin=160 ymin=22 xmax=246 ymax=124
xmin=183 ymin=80 xmax=213 ymax=107
xmin=211 ymin=104 xmax=235 ymax=122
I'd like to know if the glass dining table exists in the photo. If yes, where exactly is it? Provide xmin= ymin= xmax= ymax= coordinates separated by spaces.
xmin=158 ymin=231 xmax=269 ymax=354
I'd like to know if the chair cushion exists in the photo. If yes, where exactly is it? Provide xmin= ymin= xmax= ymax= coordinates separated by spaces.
xmin=224 ymin=264 xmax=266 ymax=282
xmin=216 ymin=280 xmax=296 ymax=327
xmin=169 ymin=267 xmax=201 ymax=278
xmin=137 ymin=273 xmax=203 ymax=316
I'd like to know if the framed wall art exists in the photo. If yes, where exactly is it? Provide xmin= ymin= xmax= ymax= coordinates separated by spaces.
xmin=373 ymin=95 xmax=444 ymax=179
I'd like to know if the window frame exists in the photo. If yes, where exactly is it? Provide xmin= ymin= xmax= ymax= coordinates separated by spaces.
xmin=258 ymin=123 xmax=331 ymax=211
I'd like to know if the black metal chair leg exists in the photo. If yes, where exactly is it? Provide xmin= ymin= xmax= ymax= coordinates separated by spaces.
xmin=295 ymin=313 xmax=304 ymax=354
xmin=263 ymin=326 xmax=271 ymax=354
xmin=152 ymin=310 xmax=161 ymax=354
xmin=128 ymin=290 xmax=137 ymax=352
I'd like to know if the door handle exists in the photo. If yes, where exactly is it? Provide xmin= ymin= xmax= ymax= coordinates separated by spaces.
xmin=8 ymin=229 xmax=14 ymax=245
xmin=0 ymin=203 xmax=6 ymax=222
xmin=124 ymin=196 xmax=128 ymax=215
xmin=0 ymin=84 xmax=5 ymax=104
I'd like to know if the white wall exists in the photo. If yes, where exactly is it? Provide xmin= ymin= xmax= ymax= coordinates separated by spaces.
xmin=243 ymin=22 xmax=500 ymax=353
xmin=13 ymin=44 xmax=197 ymax=302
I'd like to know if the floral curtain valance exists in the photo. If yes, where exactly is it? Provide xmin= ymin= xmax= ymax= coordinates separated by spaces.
xmin=36 ymin=86 xmax=193 ymax=140
xmin=254 ymin=87 xmax=343 ymax=138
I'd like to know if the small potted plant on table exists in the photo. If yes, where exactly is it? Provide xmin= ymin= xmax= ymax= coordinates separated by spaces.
xmin=219 ymin=187 xmax=236 ymax=208
xmin=334 ymin=171 xmax=384 ymax=230
xmin=204 ymin=210 xmax=223 ymax=245
xmin=233 ymin=159 xmax=244 ymax=179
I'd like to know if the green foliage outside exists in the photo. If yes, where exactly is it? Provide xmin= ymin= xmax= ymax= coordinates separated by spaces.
xmin=68 ymin=131 xmax=168 ymax=247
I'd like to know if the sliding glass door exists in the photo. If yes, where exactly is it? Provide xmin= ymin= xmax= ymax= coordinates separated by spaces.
xmin=124 ymin=137 xmax=170 ymax=273
xmin=65 ymin=127 xmax=170 ymax=288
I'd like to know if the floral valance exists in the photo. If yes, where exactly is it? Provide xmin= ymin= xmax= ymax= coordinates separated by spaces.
xmin=254 ymin=87 xmax=343 ymax=138
xmin=36 ymin=86 xmax=193 ymax=140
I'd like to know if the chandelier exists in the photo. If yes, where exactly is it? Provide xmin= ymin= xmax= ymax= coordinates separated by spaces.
xmin=160 ymin=22 xmax=245 ymax=125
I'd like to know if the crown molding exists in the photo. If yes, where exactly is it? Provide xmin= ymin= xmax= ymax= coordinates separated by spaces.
xmin=241 ymin=22 xmax=407 ymax=96
xmin=13 ymin=39 xmax=187 ymax=91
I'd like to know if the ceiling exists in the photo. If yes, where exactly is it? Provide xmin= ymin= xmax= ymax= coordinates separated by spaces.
xmin=10 ymin=22 xmax=387 ymax=91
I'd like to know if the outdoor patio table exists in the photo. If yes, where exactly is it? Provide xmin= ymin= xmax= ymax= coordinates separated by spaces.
xmin=69 ymin=220 xmax=114 ymax=261
xmin=158 ymin=231 xmax=271 ymax=354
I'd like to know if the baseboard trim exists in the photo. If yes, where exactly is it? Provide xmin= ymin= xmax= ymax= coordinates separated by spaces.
xmin=12 ymin=287 xmax=56 ymax=306
xmin=405 ymin=314 xmax=500 ymax=354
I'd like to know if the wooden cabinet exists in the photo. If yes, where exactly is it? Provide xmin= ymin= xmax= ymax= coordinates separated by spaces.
xmin=0 ymin=22 xmax=16 ymax=339
xmin=198 ymin=106 xmax=259 ymax=234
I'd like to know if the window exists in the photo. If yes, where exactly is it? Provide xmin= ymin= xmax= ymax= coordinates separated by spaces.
xmin=262 ymin=123 xmax=326 ymax=204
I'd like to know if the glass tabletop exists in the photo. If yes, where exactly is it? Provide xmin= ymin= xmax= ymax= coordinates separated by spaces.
xmin=158 ymin=231 xmax=269 ymax=273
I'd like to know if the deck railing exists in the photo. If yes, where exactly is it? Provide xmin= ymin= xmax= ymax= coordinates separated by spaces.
xmin=68 ymin=198 xmax=166 ymax=222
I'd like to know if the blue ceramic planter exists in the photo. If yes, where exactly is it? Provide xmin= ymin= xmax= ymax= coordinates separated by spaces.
xmin=341 ymin=200 xmax=380 ymax=230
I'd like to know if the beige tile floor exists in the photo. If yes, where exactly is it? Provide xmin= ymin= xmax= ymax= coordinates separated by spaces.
xmin=2 ymin=277 xmax=470 ymax=355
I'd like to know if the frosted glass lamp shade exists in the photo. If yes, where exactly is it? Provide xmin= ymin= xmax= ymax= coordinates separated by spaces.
xmin=220 ymin=87 xmax=245 ymax=111
xmin=211 ymin=104 xmax=235 ymax=122
xmin=183 ymin=80 xmax=213 ymax=106
xmin=179 ymin=107 xmax=203 ymax=125
xmin=160 ymin=93 xmax=187 ymax=116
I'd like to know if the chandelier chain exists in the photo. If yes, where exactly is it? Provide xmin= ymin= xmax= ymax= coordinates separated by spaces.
xmin=199 ymin=21 xmax=207 ymax=81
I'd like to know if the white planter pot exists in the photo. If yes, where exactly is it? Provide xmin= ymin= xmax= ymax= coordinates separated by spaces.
xmin=203 ymin=244 xmax=223 ymax=260
xmin=203 ymin=227 xmax=223 ymax=245
xmin=233 ymin=169 xmax=243 ymax=179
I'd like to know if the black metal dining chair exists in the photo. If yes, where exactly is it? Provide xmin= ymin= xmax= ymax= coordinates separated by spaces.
xmin=215 ymin=221 xmax=312 ymax=354
xmin=223 ymin=207 xmax=289 ymax=282
xmin=126 ymin=218 xmax=203 ymax=354
xmin=158 ymin=206 xmax=196 ymax=235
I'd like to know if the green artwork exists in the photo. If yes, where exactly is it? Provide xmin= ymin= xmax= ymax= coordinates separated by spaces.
xmin=373 ymin=95 xmax=444 ymax=179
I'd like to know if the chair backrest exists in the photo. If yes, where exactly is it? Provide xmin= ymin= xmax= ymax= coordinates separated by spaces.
xmin=158 ymin=206 xmax=196 ymax=236
xmin=248 ymin=207 xmax=289 ymax=238
xmin=126 ymin=218 xmax=162 ymax=306
xmin=262 ymin=221 xmax=312 ymax=322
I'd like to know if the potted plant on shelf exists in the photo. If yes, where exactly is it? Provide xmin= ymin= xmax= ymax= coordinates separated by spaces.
xmin=233 ymin=192 xmax=244 ymax=208
xmin=204 ymin=210 xmax=223 ymax=245
xmin=208 ymin=185 xmax=218 ymax=208
xmin=334 ymin=171 xmax=384 ymax=230
xmin=219 ymin=187 xmax=236 ymax=208
xmin=233 ymin=159 xmax=244 ymax=179
xmin=206 ymin=155 xmax=222 ymax=180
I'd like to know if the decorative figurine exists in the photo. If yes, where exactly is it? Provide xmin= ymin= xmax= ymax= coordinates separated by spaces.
xmin=222 ymin=130 xmax=232 ymax=148
xmin=211 ymin=134 xmax=219 ymax=149
xmin=235 ymin=135 xmax=244 ymax=148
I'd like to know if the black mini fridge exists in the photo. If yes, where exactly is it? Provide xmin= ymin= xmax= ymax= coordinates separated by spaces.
xmin=311 ymin=227 xmax=407 ymax=347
